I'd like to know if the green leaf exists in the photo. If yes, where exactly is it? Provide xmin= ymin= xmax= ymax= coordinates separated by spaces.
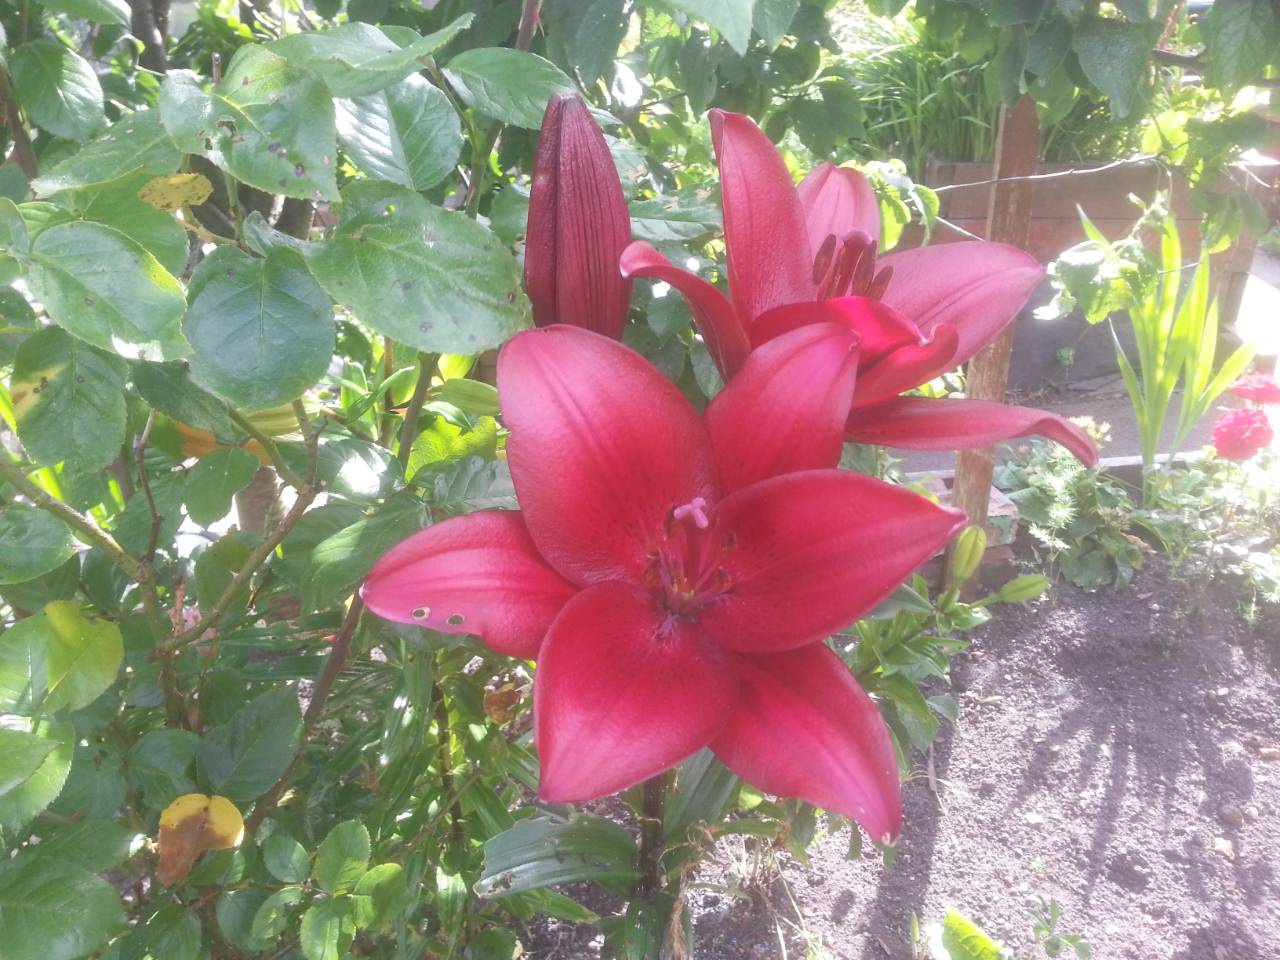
xmin=263 ymin=832 xmax=311 ymax=883
xmin=1071 ymin=18 xmax=1157 ymax=119
xmin=664 ymin=0 xmax=755 ymax=53
xmin=300 ymin=899 xmax=357 ymax=960
xmin=313 ymin=819 xmax=371 ymax=895
xmin=184 ymin=246 xmax=335 ymax=411
xmin=351 ymin=862 xmax=409 ymax=931
xmin=1203 ymin=0 xmax=1279 ymax=92
xmin=664 ymin=749 xmax=739 ymax=841
xmin=196 ymin=686 xmax=303 ymax=801
xmin=130 ymin=360 xmax=244 ymax=442
xmin=250 ymin=885 xmax=305 ymax=941
xmin=475 ymin=815 xmax=637 ymax=897
xmin=159 ymin=48 xmax=339 ymax=202
xmin=335 ymin=74 xmax=463 ymax=190
xmin=754 ymin=0 xmax=802 ymax=48
xmin=443 ymin=48 xmax=576 ymax=128
xmin=65 ymin=176 xmax=189 ymax=277
xmin=23 ymin=220 xmax=188 ymax=360
xmin=23 ymin=818 xmax=139 ymax=872
xmin=42 ymin=0 xmax=130 ymax=25
xmin=142 ymin=904 xmax=202 ymax=960
xmin=629 ymin=196 xmax=722 ymax=244
xmin=270 ymin=15 xmax=473 ymax=96
xmin=407 ymin=415 xmax=497 ymax=478
xmin=185 ymin=447 xmax=262 ymax=526
xmin=929 ymin=910 xmax=1006 ymax=960
xmin=0 ymin=287 xmax=38 ymax=366
xmin=127 ymin=728 xmax=199 ymax=810
xmin=216 ymin=888 xmax=273 ymax=952
xmin=31 ymin=110 xmax=181 ymax=195
xmin=0 ymin=729 xmax=57 ymax=798
xmin=8 ymin=40 xmax=104 ymax=142
xmin=38 ymin=599 xmax=125 ymax=712
xmin=314 ymin=436 xmax=402 ymax=501
xmin=298 ymin=494 xmax=429 ymax=610
xmin=0 ymin=505 xmax=76 ymax=585
xmin=114 ymin=473 xmax=185 ymax=556
xmin=568 ymin=0 xmax=630 ymax=85
xmin=0 ymin=721 xmax=74 ymax=830
xmin=194 ymin=534 xmax=253 ymax=621
xmin=303 ymin=181 xmax=529 ymax=355
xmin=0 ymin=855 xmax=123 ymax=960
xmin=0 ymin=197 xmax=29 ymax=252
xmin=10 ymin=326 xmax=129 ymax=470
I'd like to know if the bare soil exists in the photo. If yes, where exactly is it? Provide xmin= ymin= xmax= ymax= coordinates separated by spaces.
xmin=690 ymin=556 xmax=1280 ymax=959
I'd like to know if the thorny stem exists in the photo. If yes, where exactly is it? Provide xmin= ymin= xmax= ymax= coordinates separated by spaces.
xmin=243 ymin=597 xmax=364 ymax=835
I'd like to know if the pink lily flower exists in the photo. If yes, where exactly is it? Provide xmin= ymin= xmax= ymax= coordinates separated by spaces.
xmin=620 ymin=109 xmax=1097 ymax=466
xmin=524 ymin=95 xmax=633 ymax=339
xmin=362 ymin=324 xmax=966 ymax=842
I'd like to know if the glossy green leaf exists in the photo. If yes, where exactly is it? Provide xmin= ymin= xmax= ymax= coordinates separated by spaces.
xmin=39 ymin=599 xmax=124 ymax=712
xmin=0 ymin=286 xmax=38 ymax=366
xmin=335 ymin=74 xmax=463 ymax=190
xmin=8 ymin=41 xmax=104 ymax=142
xmin=0 ymin=855 xmax=123 ymax=960
xmin=0 ymin=198 xmax=28 ymax=252
xmin=475 ymin=815 xmax=637 ymax=897
xmin=263 ymin=832 xmax=311 ymax=883
xmin=300 ymin=899 xmax=356 ymax=960
xmin=313 ymin=819 xmax=371 ymax=895
xmin=351 ymin=862 xmax=409 ymax=931
xmin=270 ymin=15 xmax=472 ymax=96
xmin=196 ymin=686 xmax=303 ymax=801
xmin=443 ymin=48 xmax=577 ymax=128
xmin=216 ymin=888 xmax=274 ymax=952
xmin=194 ymin=533 xmax=253 ymax=621
xmin=130 ymin=360 xmax=245 ymax=442
xmin=142 ymin=904 xmax=202 ymax=960
xmin=1071 ymin=18 xmax=1157 ymax=119
xmin=66 ymin=176 xmax=190 ymax=277
xmin=31 ymin=110 xmax=181 ymax=195
xmin=754 ymin=0 xmax=802 ymax=48
xmin=114 ymin=473 xmax=185 ymax=557
xmin=127 ymin=728 xmax=199 ymax=810
xmin=186 ymin=447 xmax=262 ymax=526
xmin=1204 ymin=0 xmax=1278 ymax=92
xmin=42 ymin=0 xmax=130 ymax=24
xmin=159 ymin=48 xmax=339 ymax=201
xmin=665 ymin=0 xmax=755 ymax=53
xmin=664 ymin=749 xmax=739 ymax=841
xmin=303 ymin=181 xmax=529 ymax=355
xmin=23 ymin=220 xmax=188 ymax=360
xmin=250 ymin=885 xmax=305 ymax=941
xmin=0 ymin=729 xmax=57 ymax=798
xmin=184 ymin=246 xmax=334 ymax=411
xmin=0 ymin=721 xmax=74 ymax=830
xmin=11 ymin=326 xmax=129 ymax=470
xmin=0 ymin=505 xmax=76 ymax=585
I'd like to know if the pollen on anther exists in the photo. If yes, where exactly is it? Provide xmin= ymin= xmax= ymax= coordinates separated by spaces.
xmin=411 ymin=607 xmax=430 ymax=620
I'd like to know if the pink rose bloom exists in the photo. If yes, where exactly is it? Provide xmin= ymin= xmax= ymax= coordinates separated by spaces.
xmin=1230 ymin=372 xmax=1280 ymax=405
xmin=1211 ymin=407 xmax=1274 ymax=460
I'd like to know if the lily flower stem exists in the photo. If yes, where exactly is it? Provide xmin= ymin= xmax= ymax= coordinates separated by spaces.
xmin=637 ymin=770 xmax=671 ymax=900
xmin=432 ymin=659 xmax=466 ymax=854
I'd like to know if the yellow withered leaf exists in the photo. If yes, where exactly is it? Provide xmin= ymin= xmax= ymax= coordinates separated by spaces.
xmin=156 ymin=793 xmax=244 ymax=886
xmin=137 ymin=173 xmax=213 ymax=211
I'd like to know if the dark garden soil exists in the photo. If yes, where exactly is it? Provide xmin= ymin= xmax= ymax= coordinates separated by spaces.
xmin=526 ymin=555 xmax=1280 ymax=959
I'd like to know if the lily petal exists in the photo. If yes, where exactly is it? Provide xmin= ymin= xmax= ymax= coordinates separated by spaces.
xmin=751 ymin=295 xmax=923 ymax=368
xmin=879 ymin=241 xmax=1044 ymax=364
xmin=499 ymin=325 xmax=718 ymax=586
xmin=845 ymin=396 xmax=1100 ymax=465
xmin=797 ymin=163 xmax=881 ymax=256
xmin=526 ymin=96 xmax=633 ymax=338
xmin=851 ymin=324 xmax=961 ymax=408
xmin=710 ymin=109 xmax=814 ymax=324
xmin=699 ymin=471 xmax=966 ymax=652
xmin=621 ymin=240 xmax=751 ymax=378
xmin=536 ymin=581 xmax=739 ymax=803
xmin=361 ymin=512 xmax=574 ymax=658
xmin=712 ymin=644 xmax=902 ymax=843
xmin=707 ymin=323 xmax=859 ymax=491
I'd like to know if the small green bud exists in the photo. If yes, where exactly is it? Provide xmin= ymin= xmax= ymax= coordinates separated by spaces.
xmin=949 ymin=525 xmax=986 ymax=583
xmin=997 ymin=573 xmax=1050 ymax=604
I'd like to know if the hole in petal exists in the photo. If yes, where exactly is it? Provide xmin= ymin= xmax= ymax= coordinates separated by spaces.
xmin=412 ymin=607 xmax=430 ymax=620
xmin=447 ymin=613 xmax=465 ymax=626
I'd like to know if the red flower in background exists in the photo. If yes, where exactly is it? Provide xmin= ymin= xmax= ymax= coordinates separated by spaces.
xmin=1211 ymin=407 xmax=1274 ymax=461
xmin=1230 ymin=372 xmax=1280 ymax=405
xmin=621 ymin=110 xmax=1097 ymax=466
xmin=362 ymin=324 xmax=966 ymax=843
xmin=524 ymin=95 xmax=633 ymax=339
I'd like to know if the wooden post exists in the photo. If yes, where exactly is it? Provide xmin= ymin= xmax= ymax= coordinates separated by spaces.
xmin=950 ymin=94 xmax=1041 ymax=536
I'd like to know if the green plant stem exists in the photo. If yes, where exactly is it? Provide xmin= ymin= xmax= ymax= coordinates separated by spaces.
xmin=0 ymin=457 xmax=145 ymax=581
xmin=395 ymin=352 xmax=436 ymax=470
xmin=243 ymin=596 xmax=364 ymax=836
xmin=432 ymin=660 xmax=466 ymax=852
xmin=228 ymin=409 xmax=306 ymax=490
xmin=637 ymin=770 xmax=671 ymax=900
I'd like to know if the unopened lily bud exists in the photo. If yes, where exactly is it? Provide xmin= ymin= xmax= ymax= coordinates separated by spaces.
xmin=525 ymin=95 xmax=633 ymax=339
xmin=949 ymin=525 xmax=986 ymax=583
xmin=997 ymin=573 xmax=1049 ymax=604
